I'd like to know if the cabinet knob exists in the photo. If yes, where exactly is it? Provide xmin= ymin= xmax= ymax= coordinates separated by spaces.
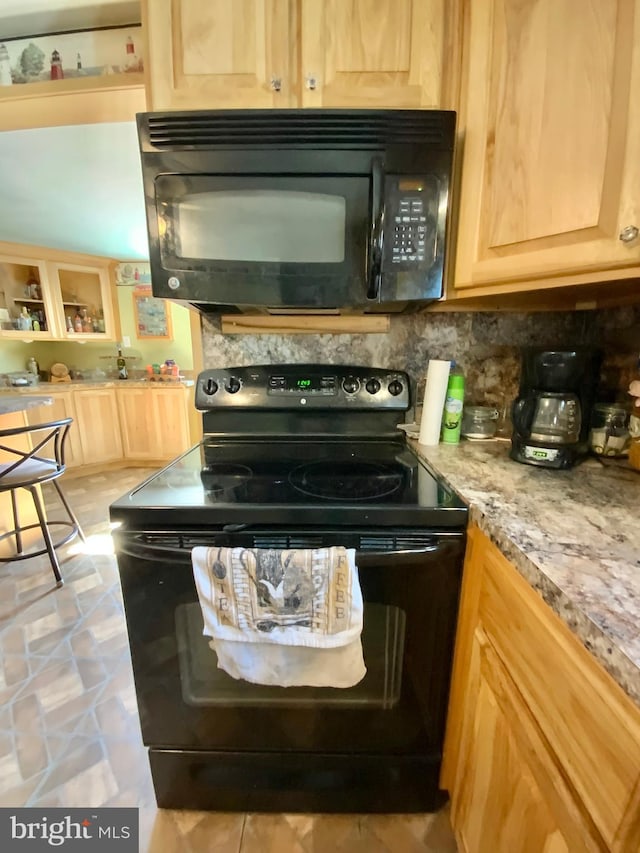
xmin=305 ymin=74 xmax=317 ymax=91
xmin=270 ymin=77 xmax=282 ymax=92
xmin=619 ymin=225 xmax=639 ymax=243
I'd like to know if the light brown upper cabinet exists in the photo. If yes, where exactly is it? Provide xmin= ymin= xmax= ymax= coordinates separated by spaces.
xmin=451 ymin=0 xmax=640 ymax=297
xmin=299 ymin=0 xmax=454 ymax=108
xmin=142 ymin=0 xmax=459 ymax=111
xmin=0 ymin=244 xmax=120 ymax=342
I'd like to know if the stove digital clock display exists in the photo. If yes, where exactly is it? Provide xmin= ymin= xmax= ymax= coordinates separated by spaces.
xmin=268 ymin=374 xmax=337 ymax=395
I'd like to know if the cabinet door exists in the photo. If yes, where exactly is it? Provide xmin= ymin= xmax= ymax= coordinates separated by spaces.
xmin=0 ymin=411 xmax=41 ymax=555
xmin=73 ymin=389 xmax=123 ymax=464
xmin=143 ymin=0 xmax=293 ymax=110
xmin=0 ymin=256 xmax=60 ymax=339
xmin=25 ymin=393 xmax=83 ymax=468
xmin=47 ymin=262 xmax=118 ymax=341
xmin=452 ymin=631 xmax=579 ymax=853
xmin=453 ymin=0 xmax=640 ymax=292
xmin=117 ymin=387 xmax=159 ymax=459
xmin=153 ymin=387 xmax=192 ymax=458
xmin=117 ymin=387 xmax=192 ymax=460
xmin=444 ymin=526 xmax=640 ymax=853
xmin=300 ymin=0 xmax=453 ymax=108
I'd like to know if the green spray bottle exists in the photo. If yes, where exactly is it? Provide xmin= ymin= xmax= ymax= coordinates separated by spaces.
xmin=441 ymin=362 xmax=465 ymax=444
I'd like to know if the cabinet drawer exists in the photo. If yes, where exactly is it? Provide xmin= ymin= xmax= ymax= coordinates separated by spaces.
xmin=478 ymin=538 xmax=640 ymax=848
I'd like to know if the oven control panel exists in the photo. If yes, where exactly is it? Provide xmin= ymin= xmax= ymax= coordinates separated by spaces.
xmin=195 ymin=365 xmax=410 ymax=410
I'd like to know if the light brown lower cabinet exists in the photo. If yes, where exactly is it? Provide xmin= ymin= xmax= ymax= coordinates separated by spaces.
xmin=0 ymin=410 xmax=43 ymax=555
xmin=73 ymin=388 xmax=123 ymax=465
xmin=24 ymin=385 xmax=193 ymax=469
xmin=442 ymin=525 xmax=640 ymax=853
xmin=26 ymin=391 xmax=83 ymax=468
xmin=116 ymin=385 xmax=192 ymax=460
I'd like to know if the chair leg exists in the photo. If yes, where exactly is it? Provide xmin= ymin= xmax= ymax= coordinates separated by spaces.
xmin=10 ymin=488 xmax=23 ymax=554
xmin=51 ymin=480 xmax=86 ymax=543
xmin=28 ymin=486 xmax=63 ymax=588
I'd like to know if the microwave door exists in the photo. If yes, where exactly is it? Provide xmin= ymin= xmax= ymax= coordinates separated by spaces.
xmin=152 ymin=175 xmax=370 ymax=310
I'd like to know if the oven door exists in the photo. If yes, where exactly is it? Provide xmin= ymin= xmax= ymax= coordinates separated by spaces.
xmin=114 ymin=528 xmax=464 ymax=757
xmin=148 ymin=175 xmax=370 ymax=309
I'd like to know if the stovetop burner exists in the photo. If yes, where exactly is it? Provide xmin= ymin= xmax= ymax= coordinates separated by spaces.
xmin=201 ymin=463 xmax=253 ymax=494
xmin=289 ymin=461 xmax=403 ymax=501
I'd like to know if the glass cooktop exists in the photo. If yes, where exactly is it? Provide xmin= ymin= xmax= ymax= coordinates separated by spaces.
xmin=110 ymin=437 xmax=467 ymax=528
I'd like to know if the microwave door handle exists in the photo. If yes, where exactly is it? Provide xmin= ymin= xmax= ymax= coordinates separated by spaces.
xmin=367 ymin=158 xmax=385 ymax=300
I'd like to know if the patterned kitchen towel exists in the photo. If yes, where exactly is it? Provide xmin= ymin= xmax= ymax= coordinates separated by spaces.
xmin=191 ymin=546 xmax=366 ymax=688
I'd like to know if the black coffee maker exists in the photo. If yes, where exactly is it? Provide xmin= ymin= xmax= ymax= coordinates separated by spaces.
xmin=510 ymin=348 xmax=602 ymax=469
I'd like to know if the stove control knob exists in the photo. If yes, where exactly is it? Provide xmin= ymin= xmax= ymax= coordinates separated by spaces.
xmin=203 ymin=378 xmax=218 ymax=396
xmin=342 ymin=376 xmax=360 ymax=395
xmin=225 ymin=377 xmax=241 ymax=394
xmin=388 ymin=379 xmax=404 ymax=397
xmin=365 ymin=378 xmax=381 ymax=395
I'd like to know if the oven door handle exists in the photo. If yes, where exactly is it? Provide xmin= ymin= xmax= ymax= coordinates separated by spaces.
xmin=357 ymin=545 xmax=441 ymax=567
xmin=114 ymin=540 xmax=214 ymax=560
xmin=115 ymin=538 xmax=453 ymax=563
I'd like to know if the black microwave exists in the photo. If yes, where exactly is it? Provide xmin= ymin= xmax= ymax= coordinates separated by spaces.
xmin=136 ymin=109 xmax=456 ymax=315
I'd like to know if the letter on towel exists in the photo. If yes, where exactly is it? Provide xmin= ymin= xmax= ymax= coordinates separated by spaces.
xmin=191 ymin=546 xmax=366 ymax=688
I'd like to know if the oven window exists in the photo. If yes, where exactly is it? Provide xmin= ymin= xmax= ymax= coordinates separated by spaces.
xmin=176 ymin=601 xmax=405 ymax=709
xmin=174 ymin=190 xmax=346 ymax=263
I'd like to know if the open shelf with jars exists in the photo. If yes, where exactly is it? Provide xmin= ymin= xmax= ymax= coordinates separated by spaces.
xmin=0 ymin=258 xmax=56 ymax=338
xmin=54 ymin=265 xmax=111 ymax=337
xmin=0 ymin=242 xmax=121 ymax=341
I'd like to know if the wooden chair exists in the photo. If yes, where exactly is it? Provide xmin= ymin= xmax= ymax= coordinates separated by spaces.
xmin=0 ymin=417 xmax=85 ymax=587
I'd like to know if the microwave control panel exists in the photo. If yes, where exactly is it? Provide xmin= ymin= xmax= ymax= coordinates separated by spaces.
xmin=386 ymin=176 xmax=438 ymax=266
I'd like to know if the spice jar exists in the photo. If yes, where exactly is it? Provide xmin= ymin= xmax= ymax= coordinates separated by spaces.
xmin=589 ymin=404 xmax=631 ymax=457
xmin=628 ymin=414 xmax=640 ymax=470
xmin=461 ymin=405 xmax=499 ymax=440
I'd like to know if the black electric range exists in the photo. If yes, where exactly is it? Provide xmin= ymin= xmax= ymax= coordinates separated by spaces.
xmin=109 ymin=364 xmax=468 ymax=813
xmin=110 ymin=364 xmax=466 ymax=531
xmin=110 ymin=435 xmax=466 ymax=529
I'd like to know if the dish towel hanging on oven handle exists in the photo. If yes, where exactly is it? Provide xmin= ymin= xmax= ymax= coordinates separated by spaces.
xmin=191 ymin=546 xmax=366 ymax=688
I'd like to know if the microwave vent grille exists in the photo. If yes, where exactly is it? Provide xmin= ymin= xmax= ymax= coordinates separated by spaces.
xmin=142 ymin=111 xmax=454 ymax=150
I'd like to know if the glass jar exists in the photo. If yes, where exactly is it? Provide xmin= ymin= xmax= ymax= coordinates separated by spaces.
xmin=461 ymin=405 xmax=499 ymax=440
xmin=628 ymin=413 xmax=640 ymax=470
xmin=589 ymin=404 xmax=631 ymax=457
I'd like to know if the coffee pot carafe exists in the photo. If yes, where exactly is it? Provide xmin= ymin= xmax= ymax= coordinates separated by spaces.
xmin=510 ymin=348 xmax=601 ymax=469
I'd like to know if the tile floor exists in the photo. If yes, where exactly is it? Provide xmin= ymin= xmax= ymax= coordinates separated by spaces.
xmin=0 ymin=466 xmax=457 ymax=852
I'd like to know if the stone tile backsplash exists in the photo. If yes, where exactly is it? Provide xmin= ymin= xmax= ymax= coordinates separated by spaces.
xmin=201 ymin=304 xmax=640 ymax=409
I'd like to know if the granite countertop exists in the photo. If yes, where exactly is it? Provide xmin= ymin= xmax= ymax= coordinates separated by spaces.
xmin=0 ymin=395 xmax=53 ymax=415
xmin=409 ymin=437 xmax=640 ymax=709
xmin=0 ymin=379 xmax=195 ymax=391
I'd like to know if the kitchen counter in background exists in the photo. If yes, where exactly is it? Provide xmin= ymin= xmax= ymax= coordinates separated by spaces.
xmin=0 ymin=394 xmax=53 ymax=415
xmin=409 ymin=437 xmax=640 ymax=708
xmin=0 ymin=379 xmax=195 ymax=391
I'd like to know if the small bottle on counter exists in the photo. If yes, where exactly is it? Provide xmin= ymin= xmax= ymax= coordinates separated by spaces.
xmin=117 ymin=345 xmax=128 ymax=380
xmin=441 ymin=363 xmax=465 ymax=444
xmin=26 ymin=356 xmax=39 ymax=377
xmin=627 ymin=356 xmax=640 ymax=470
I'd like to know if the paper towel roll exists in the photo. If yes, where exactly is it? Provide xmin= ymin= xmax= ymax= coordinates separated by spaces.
xmin=418 ymin=359 xmax=451 ymax=446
